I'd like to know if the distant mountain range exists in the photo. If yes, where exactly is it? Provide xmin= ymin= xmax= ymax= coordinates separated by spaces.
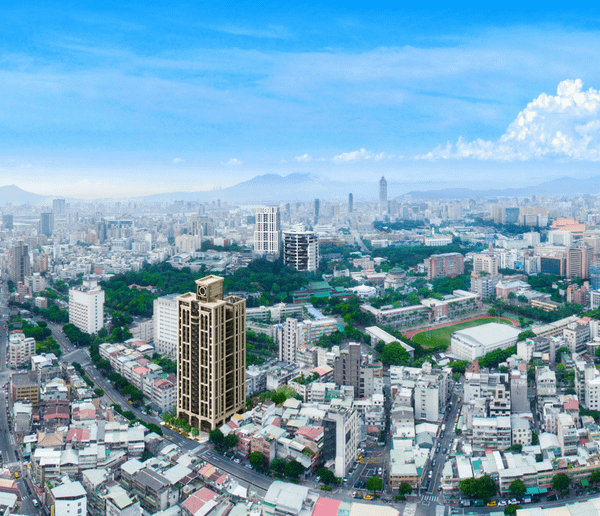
xmin=0 ymin=184 xmax=49 ymax=205
xmin=404 ymin=176 xmax=600 ymax=200
xmin=2 ymin=173 xmax=600 ymax=205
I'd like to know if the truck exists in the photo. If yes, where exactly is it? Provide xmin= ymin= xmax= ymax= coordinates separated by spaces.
xmin=440 ymin=424 xmax=446 ymax=436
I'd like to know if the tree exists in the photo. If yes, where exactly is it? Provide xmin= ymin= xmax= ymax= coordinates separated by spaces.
xmin=380 ymin=342 xmax=411 ymax=366
xmin=366 ymin=476 xmax=383 ymax=493
xmin=517 ymin=330 xmax=536 ymax=342
xmin=209 ymin=429 xmax=224 ymax=448
xmin=509 ymin=479 xmax=526 ymax=498
xmin=192 ymin=427 xmax=199 ymax=437
xmin=504 ymin=505 xmax=520 ymax=515
xmin=317 ymin=468 xmax=336 ymax=485
xmin=532 ymin=432 xmax=539 ymax=445
xmin=223 ymin=433 xmax=239 ymax=451
xmin=556 ymin=346 xmax=569 ymax=363
xmin=591 ymin=469 xmax=600 ymax=484
xmin=284 ymin=460 xmax=305 ymax=480
xmin=94 ymin=388 xmax=105 ymax=398
xmin=249 ymin=451 xmax=268 ymax=471
xmin=398 ymin=482 xmax=412 ymax=496
xmin=476 ymin=475 xmax=498 ymax=500
xmin=507 ymin=444 xmax=523 ymax=454
xmin=271 ymin=458 xmax=288 ymax=475
xmin=552 ymin=473 xmax=570 ymax=493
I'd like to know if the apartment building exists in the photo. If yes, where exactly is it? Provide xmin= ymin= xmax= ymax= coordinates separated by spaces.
xmin=177 ymin=275 xmax=246 ymax=432
xmin=254 ymin=206 xmax=281 ymax=255
xmin=7 ymin=331 xmax=36 ymax=368
xmin=153 ymin=294 xmax=179 ymax=358
xmin=427 ymin=252 xmax=464 ymax=280
xmin=69 ymin=279 xmax=105 ymax=334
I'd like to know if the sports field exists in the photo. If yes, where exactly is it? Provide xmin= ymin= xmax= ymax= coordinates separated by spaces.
xmin=409 ymin=316 xmax=518 ymax=349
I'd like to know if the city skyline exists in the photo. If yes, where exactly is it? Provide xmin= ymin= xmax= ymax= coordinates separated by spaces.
xmin=3 ymin=5 xmax=600 ymax=196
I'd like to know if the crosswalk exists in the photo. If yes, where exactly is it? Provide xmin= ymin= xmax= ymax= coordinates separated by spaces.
xmin=402 ymin=503 xmax=417 ymax=516
xmin=422 ymin=494 xmax=440 ymax=503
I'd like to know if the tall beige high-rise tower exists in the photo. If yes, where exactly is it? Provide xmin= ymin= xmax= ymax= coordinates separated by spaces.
xmin=177 ymin=275 xmax=246 ymax=432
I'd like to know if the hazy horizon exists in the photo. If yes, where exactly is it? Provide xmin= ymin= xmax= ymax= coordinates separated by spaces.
xmin=4 ymin=4 xmax=600 ymax=198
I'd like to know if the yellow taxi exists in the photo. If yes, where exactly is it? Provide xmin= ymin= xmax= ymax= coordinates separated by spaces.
xmin=487 ymin=501 xmax=497 ymax=507
xmin=363 ymin=495 xmax=373 ymax=501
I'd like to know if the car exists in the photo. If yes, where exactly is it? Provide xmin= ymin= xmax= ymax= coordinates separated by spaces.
xmin=455 ymin=417 xmax=459 ymax=422
xmin=547 ymin=495 xmax=558 ymax=502
xmin=428 ymin=470 xmax=433 ymax=479
xmin=432 ymin=460 xmax=436 ymax=466
xmin=353 ymin=492 xmax=362 ymax=499
xmin=245 ymin=464 xmax=252 ymax=469
xmin=442 ymin=448 xmax=447 ymax=454
xmin=32 ymin=500 xmax=39 ymax=508
xmin=487 ymin=501 xmax=497 ymax=507
xmin=233 ymin=458 xmax=241 ymax=463
xmin=451 ymin=508 xmax=460 ymax=514
xmin=377 ymin=467 xmax=382 ymax=475
xmin=343 ymin=477 xmax=349 ymax=483
xmin=499 ymin=500 xmax=507 ymax=506
xmin=508 ymin=499 xmax=518 ymax=505
xmin=363 ymin=495 xmax=373 ymax=501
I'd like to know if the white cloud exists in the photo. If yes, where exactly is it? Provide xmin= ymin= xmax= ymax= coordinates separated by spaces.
xmin=172 ymin=157 xmax=184 ymax=164
xmin=374 ymin=152 xmax=395 ymax=162
xmin=295 ymin=153 xmax=312 ymax=162
xmin=417 ymin=79 xmax=600 ymax=161
xmin=223 ymin=158 xmax=243 ymax=166
xmin=332 ymin=148 xmax=374 ymax=163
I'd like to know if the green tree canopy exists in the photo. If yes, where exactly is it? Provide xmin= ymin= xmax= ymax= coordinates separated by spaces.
xmin=249 ymin=451 xmax=268 ymax=471
xmin=317 ymin=468 xmax=336 ymax=485
xmin=209 ymin=429 xmax=224 ymax=448
xmin=509 ymin=479 xmax=526 ymax=498
xmin=517 ymin=330 xmax=536 ymax=342
xmin=271 ymin=458 xmax=287 ymax=475
xmin=284 ymin=460 xmax=305 ymax=480
xmin=380 ymin=342 xmax=411 ymax=366
xmin=552 ymin=473 xmax=570 ymax=492
xmin=591 ymin=469 xmax=600 ymax=484
xmin=223 ymin=433 xmax=239 ymax=451
xmin=398 ymin=482 xmax=412 ymax=496
xmin=366 ymin=477 xmax=383 ymax=493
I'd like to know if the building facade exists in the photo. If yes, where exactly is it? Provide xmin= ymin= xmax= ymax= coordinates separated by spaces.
xmin=254 ymin=206 xmax=281 ymax=255
xmin=8 ymin=240 xmax=30 ymax=284
xmin=69 ymin=280 xmax=105 ymax=334
xmin=153 ymin=294 xmax=179 ymax=358
xmin=177 ymin=275 xmax=246 ymax=432
xmin=427 ymin=252 xmax=464 ymax=280
xmin=283 ymin=225 xmax=319 ymax=272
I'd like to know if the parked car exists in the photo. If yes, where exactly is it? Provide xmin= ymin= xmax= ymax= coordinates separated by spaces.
xmin=499 ymin=500 xmax=507 ymax=506
xmin=508 ymin=499 xmax=518 ymax=505
xmin=547 ymin=495 xmax=558 ymax=502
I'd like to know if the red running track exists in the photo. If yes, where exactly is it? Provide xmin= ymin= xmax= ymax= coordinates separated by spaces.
xmin=403 ymin=314 xmax=520 ymax=340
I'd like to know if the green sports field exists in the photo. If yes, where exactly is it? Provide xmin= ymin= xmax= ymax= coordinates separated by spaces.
xmin=411 ymin=317 xmax=515 ymax=349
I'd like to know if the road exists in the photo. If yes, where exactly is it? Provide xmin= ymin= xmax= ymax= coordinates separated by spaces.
xmin=0 ymin=272 xmax=42 ymax=515
xmin=351 ymin=229 xmax=370 ymax=253
xmin=417 ymin=384 xmax=462 ymax=516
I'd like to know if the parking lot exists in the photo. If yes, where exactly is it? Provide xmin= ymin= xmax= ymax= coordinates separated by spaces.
xmin=348 ymin=444 xmax=388 ymax=496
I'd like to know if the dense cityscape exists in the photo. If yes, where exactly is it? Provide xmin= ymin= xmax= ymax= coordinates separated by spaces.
xmin=2 ymin=182 xmax=600 ymax=516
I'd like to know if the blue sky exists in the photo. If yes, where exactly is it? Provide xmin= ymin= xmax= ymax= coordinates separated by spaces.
xmin=2 ymin=4 xmax=600 ymax=197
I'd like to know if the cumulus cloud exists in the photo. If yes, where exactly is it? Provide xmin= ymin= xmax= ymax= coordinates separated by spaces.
xmin=417 ymin=79 xmax=600 ymax=161
xmin=332 ymin=148 xmax=374 ymax=163
xmin=172 ymin=157 xmax=184 ymax=164
xmin=295 ymin=153 xmax=312 ymax=162
xmin=331 ymin=148 xmax=396 ymax=163
xmin=223 ymin=158 xmax=243 ymax=166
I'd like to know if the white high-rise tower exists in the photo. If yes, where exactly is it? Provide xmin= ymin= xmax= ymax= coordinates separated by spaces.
xmin=254 ymin=206 xmax=281 ymax=255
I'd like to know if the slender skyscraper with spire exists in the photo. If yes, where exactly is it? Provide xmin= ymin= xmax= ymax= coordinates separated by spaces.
xmin=379 ymin=176 xmax=387 ymax=213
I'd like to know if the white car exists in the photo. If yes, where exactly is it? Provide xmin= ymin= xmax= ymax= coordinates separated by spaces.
xmin=499 ymin=500 xmax=507 ymax=506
